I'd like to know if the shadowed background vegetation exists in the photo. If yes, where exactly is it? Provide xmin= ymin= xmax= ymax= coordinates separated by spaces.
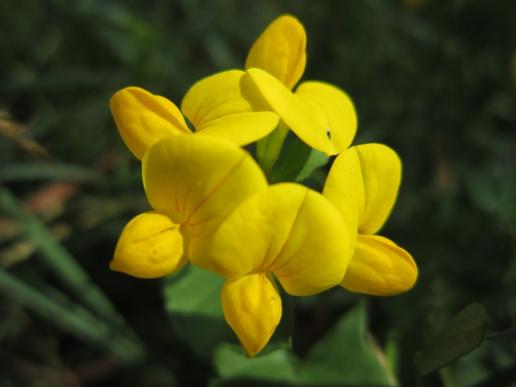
xmin=1 ymin=0 xmax=515 ymax=386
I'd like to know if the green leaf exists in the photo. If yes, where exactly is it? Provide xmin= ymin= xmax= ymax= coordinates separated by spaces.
xmin=415 ymin=303 xmax=489 ymax=375
xmin=300 ymin=302 xmax=396 ymax=386
xmin=163 ymin=265 xmax=235 ymax=356
xmin=295 ymin=149 xmax=328 ymax=183
xmin=211 ymin=302 xmax=395 ymax=386
xmin=214 ymin=343 xmax=297 ymax=383
xmin=268 ymin=135 xmax=328 ymax=184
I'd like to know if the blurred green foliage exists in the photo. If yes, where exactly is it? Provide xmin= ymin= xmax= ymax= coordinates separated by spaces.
xmin=1 ymin=0 xmax=516 ymax=386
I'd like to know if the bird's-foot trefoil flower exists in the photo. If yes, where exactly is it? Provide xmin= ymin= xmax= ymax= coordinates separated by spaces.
xmin=203 ymin=183 xmax=356 ymax=356
xmin=110 ymin=70 xmax=279 ymax=160
xmin=108 ymin=13 xmax=419 ymax=359
xmin=245 ymin=15 xmax=358 ymax=156
xmin=323 ymin=143 xmax=418 ymax=295
xmin=110 ymin=134 xmax=267 ymax=278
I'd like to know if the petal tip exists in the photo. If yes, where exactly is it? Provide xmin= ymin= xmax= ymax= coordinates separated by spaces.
xmin=111 ymin=212 xmax=185 ymax=279
xmin=221 ymin=274 xmax=282 ymax=356
xmin=341 ymin=235 xmax=418 ymax=296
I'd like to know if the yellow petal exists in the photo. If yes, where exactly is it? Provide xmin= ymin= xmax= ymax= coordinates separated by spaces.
xmin=110 ymin=87 xmax=191 ymax=159
xmin=355 ymin=144 xmax=402 ymax=234
xmin=247 ymin=68 xmax=336 ymax=155
xmin=142 ymin=135 xmax=267 ymax=266
xmin=246 ymin=14 xmax=306 ymax=90
xmin=208 ymin=183 xmax=353 ymax=296
xmin=182 ymin=70 xmax=257 ymax=123
xmin=323 ymin=143 xmax=401 ymax=235
xmin=110 ymin=211 xmax=186 ymax=279
xmin=194 ymin=112 xmax=279 ymax=146
xmin=181 ymin=70 xmax=248 ymax=126
xmin=221 ymin=273 xmax=282 ymax=356
xmin=341 ymin=234 xmax=418 ymax=296
xmin=323 ymin=146 xmax=364 ymax=238
xmin=295 ymin=81 xmax=357 ymax=153
xmin=181 ymin=70 xmax=277 ymax=145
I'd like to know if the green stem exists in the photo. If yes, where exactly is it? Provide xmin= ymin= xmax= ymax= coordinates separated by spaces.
xmin=256 ymin=123 xmax=289 ymax=174
xmin=384 ymin=330 xmax=399 ymax=378
xmin=439 ymin=367 xmax=456 ymax=387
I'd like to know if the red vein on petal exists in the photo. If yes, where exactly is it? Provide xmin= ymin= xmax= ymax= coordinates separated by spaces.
xmin=185 ymin=155 xmax=246 ymax=224
xmin=266 ymin=189 xmax=308 ymax=272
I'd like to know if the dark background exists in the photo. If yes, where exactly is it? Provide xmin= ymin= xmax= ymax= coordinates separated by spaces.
xmin=1 ymin=0 xmax=515 ymax=386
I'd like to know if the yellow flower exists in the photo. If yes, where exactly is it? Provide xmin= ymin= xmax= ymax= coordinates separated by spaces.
xmin=110 ymin=70 xmax=279 ymax=160
xmin=110 ymin=134 xmax=267 ymax=278
xmin=323 ymin=143 xmax=418 ymax=295
xmin=109 ymin=13 xmax=416 ymax=358
xmin=204 ymin=183 xmax=355 ymax=356
xmin=245 ymin=15 xmax=358 ymax=155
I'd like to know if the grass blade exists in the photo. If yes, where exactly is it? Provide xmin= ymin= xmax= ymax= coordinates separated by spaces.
xmin=0 ymin=267 xmax=145 ymax=364
xmin=0 ymin=187 xmax=135 ymax=338
xmin=0 ymin=163 xmax=101 ymax=183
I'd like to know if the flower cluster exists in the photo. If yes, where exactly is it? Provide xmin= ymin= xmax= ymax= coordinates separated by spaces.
xmin=109 ymin=15 xmax=418 ymax=356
